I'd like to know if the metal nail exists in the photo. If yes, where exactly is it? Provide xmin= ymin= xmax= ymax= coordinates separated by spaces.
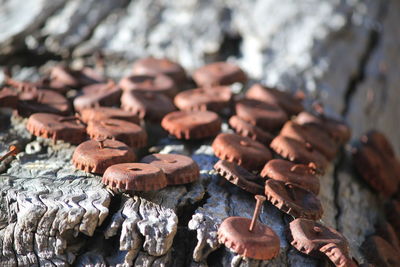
xmin=249 ymin=195 xmax=266 ymax=232
xmin=0 ymin=145 xmax=19 ymax=162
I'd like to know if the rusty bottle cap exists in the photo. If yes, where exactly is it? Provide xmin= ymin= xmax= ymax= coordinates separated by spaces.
xmin=213 ymin=160 xmax=264 ymax=195
xmin=87 ymin=118 xmax=147 ymax=149
xmin=212 ymin=133 xmax=272 ymax=171
xmin=17 ymin=89 xmax=71 ymax=117
xmin=79 ymin=107 xmax=140 ymax=125
xmin=235 ymin=98 xmax=288 ymax=132
xmin=229 ymin=115 xmax=274 ymax=145
xmin=280 ymin=121 xmax=338 ymax=160
xmin=173 ymin=86 xmax=232 ymax=113
xmin=294 ymin=111 xmax=351 ymax=144
xmin=26 ymin=113 xmax=87 ymax=145
xmin=0 ymin=87 xmax=18 ymax=109
xmin=192 ymin=62 xmax=247 ymax=87
xmin=270 ymin=135 xmax=329 ymax=172
xmin=140 ymin=153 xmax=199 ymax=185
xmin=72 ymin=139 xmax=136 ymax=174
xmin=49 ymin=65 xmax=105 ymax=89
xmin=287 ymin=218 xmax=350 ymax=259
xmin=245 ymin=84 xmax=304 ymax=116
xmin=385 ymin=200 xmax=400 ymax=240
xmin=352 ymin=143 xmax=398 ymax=197
xmin=73 ymin=81 xmax=122 ymax=112
xmin=119 ymin=73 xmax=178 ymax=98
xmin=261 ymin=159 xmax=320 ymax=195
xmin=0 ymin=145 xmax=20 ymax=162
xmin=217 ymin=198 xmax=280 ymax=260
xmin=131 ymin=57 xmax=187 ymax=85
xmin=361 ymin=235 xmax=400 ymax=267
xmin=161 ymin=110 xmax=221 ymax=139
xmin=265 ymin=180 xmax=323 ymax=220
xmin=121 ymin=90 xmax=176 ymax=122
xmin=102 ymin=163 xmax=167 ymax=192
xmin=320 ymin=243 xmax=357 ymax=267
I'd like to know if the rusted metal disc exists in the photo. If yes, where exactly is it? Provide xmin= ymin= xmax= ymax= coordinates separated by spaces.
xmin=17 ymin=89 xmax=71 ymax=117
xmin=131 ymin=57 xmax=186 ymax=85
xmin=294 ymin=111 xmax=351 ymax=144
xmin=235 ymin=98 xmax=288 ymax=132
xmin=174 ymin=86 xmax=232 ymax=113
xmin=192 ymin=62 xmax=247 ymax=87
xmin=246 ymin=83 xmax=304 ymax=116
xmin=102 ymin=163 xmax=167 ymax=191
xmin=214 ymin=160 xmax=264 ymax=195
xmin=212 ymin=133 xmax=272 ymax=171
xmin=270 ymin=135 xmax=328 ymax=172
xmin=161 ymin=110 xmax=221 ymax=139
xmin=141 ymin=153 xmax=199 ymax=185
xmin=26 ymin=113 xmax=87 ymax=145
xmin=229 ymin=115 xmax=274 ymax=145
xmin=385 ymin=200 xmax=400 ymax=240
xmin=352 ymin=143 xmax=398 ymax=197
xmin=280 ymin=121 xmax=338 ymax=160
xmin=119 ymin=73 xmax=178 ymax=98
xmin=87 ymin=119 xmax=147 ymax=148
xmin=217 ymin=216 xmax=280 ymax=260
xmin=73 ymin=82 xmax=122 ymax=111
xmin=287 ymin=218 xmax=350 ymax=260
xmin=265 ymin=180 xmax=323 ymax=220
xmin=361 ymin=235 xmax=400 ymax=267
xmin=50 ymin=65 xmax=104 ymax=89
xmin=0 ymin=88 xmax=18 ymax=109
xmin=72 ymin=139 xmax=136 ymax=174
xmin=79 ymin=107 xmax=140 ymax=125
xmin=121 ymin=90 xmax=176 ymax=122
xmin=261 ymin=159 xmax=320 ymax=195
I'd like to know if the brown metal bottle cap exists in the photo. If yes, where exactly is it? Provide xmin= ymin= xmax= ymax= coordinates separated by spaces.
xmin=214 ymin=160 xmax=264 ymax=195
xmin=174 ymin=86 xmax=232 ymax=112
xmin=280 ymin=121 xmax=338 ymax=160
xmin=131 ymin=57 xmax=186 ymax=84
xmin=246 ymin=84 xmax=304 ymax=116
xmin=352 ymin=144 xmax=398 ymax=197
xmin=385 ymin=200 xmax=400 ymax=240
xmin=261 ymin=159 xmax=320 ymax=195
xmin=270 ymin=135 xmax=329 ymax=172
xmin=140 ymin=153 xmax=199 ymax=185
xmin=102 ymin=163 xmax=167 ymax=191
xmin=26 ymin=113 xmax=87 ymax=145
xmin=361 ymin=130 xmax=395 ymax=158
xmin=235 ymin=98 xmax=288 ymax=132
xmin=218 ymin=195 xmax=280 ymax=260
xmin=79 ymin=107 xmax=140 ymax=125
xmin=17 ymin=89 xmax=71 ymax=117
xmin=161 ymin=110 xmax=221 ymax=139
xmin=265 ymin=180 xmax=323 ymax=220
xmin=192 ymin=62 xmax=247 ymax=87
xmin=295 ymin=111 xmax=351 ymax=144
xmin=375 ymin=221 xmax=400 ymax=252
xmin=121 ymin=90 xmax=176 ymax=122
xmin=320 ymin=243 xmax=358 ymax=267
xmin=72 ymin=139 xmax=136 ymax=174
xmin=0 ymin=88 xmax=18 ymax=108
xmin=50 ymin=65 xmax=104 ymax=89
xmin=287 ymin=218 xmax=349 ymax=259
xmin=87 ymin=119 xmax=147 ymax=149
xmin=361 ymin=235 xmax=400 ymax=267
xmin=212 ymin=133 xmax=272 ymax=171
xmin=73 ymin=82 xmax=122 ymax=111
xmin=119 ymin=73 xmax=177 ymax=98
xmin=229 ymin=115 xmax=274 ymax=145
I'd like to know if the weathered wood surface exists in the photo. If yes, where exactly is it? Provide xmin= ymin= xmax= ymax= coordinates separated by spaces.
xmin=0 ymin=0 xmax=399 ymax=266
